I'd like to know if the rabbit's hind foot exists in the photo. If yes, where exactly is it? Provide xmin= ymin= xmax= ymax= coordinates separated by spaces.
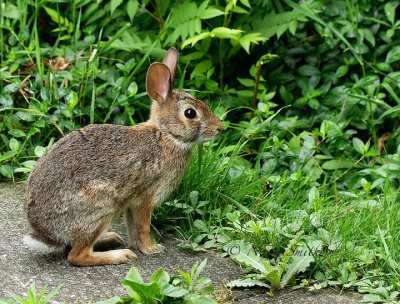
xmin=68 ymin=232 xmax=136 ymax=266
xmin=93 ymin=232 xmax=124 ymax=251
xmin=67 ymin=247 xmax=137 ymax=266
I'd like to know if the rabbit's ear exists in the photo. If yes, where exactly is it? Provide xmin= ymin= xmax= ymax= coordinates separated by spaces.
xmin=162 ymin=47 xmax=178 ymax=87
xmin=146 ymin=63 xmax=171 ymax=104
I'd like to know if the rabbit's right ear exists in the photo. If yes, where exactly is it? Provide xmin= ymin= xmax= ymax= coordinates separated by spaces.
xmin=162 ymin=48 xmax=178 ymax=86
xmin=146 ymin=63 xmax=171 ymax=104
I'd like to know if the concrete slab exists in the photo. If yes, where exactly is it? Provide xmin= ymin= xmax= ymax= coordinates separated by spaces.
xmin=0 ymin=182 xmax=362 ymax=303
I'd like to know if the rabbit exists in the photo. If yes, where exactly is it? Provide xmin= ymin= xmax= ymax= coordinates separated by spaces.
xmin=23 ymin=47 xmax=223 ymax=266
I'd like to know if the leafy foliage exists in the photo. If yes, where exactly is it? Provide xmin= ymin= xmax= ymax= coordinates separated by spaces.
xmin=0 ymin=283 xmax=63 ymax=304
xmin=229 ymin=234 xmax=317 ymax=291
xmin=95 ymin=259 xmax=216 ymax=304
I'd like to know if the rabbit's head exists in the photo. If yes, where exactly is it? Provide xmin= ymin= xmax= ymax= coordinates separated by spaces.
xmin=146 ymin=48 xmax=223 ymax=150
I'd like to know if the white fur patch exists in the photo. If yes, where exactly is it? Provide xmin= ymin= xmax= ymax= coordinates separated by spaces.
xmin=110 ymin=250 xmax=124 ymax=259
xmin=23 ymin=235 xmax=60 ymax=254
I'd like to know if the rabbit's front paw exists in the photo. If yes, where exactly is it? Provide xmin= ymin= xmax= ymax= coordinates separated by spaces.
xmin=139 ymin=243 xmax=165 ymax=255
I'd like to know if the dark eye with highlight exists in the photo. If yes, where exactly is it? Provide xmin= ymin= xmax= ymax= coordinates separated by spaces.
xmin=184 ymin=108 xmax=197 ymax=119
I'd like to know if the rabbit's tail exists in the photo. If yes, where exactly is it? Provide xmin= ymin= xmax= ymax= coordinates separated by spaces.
xmin=23 ymin=233 xmax=63 ymax=254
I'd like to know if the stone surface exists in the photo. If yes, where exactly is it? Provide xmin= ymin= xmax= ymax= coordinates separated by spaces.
xmin=0 ymin=182 xmax=362 ymax=303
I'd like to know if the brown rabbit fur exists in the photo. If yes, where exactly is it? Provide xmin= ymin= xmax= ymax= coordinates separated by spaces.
xmin=24 ymin=48 xmax=223 ymax=266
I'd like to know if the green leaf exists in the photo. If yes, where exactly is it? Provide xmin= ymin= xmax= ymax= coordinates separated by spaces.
xmin=239 ymin=33 xmax=266 ymax=54
xmin=200 ymin=8 xmax=225 ymax=19
xmin=288 ymin=19 xmax=297 ymax=35
xmin=3 ymin=3 xmax=20 ymax=19
xmin=237 ymin=78 xmax=255 ymax=87
xmin=123 ymin=280 xmax=159 ymax=302
xmin=43 ymin=6 xmax=72 ymax=33
xmin=232 ymin=6 xmax=249 ymax=14
xmin=150 ymin=268 xmax=170 ymax=285
xmin=308 ymin=186 xmax=319 ymax=204
xmin=21 ymin=161 xmax=37 ymax=169
xmin=183 ymin=295 xmax=217 ymax=304
xmin=379 ymin=104 xmax=400 ymax=119
xmin=0 ymin=165 xmax=13 ymax=179
xmin=194 ymin=277 xmax=211 ymax=289
xmin=127 ymin=82 xmax=138 ymax=96
xmin=8 ymin=129 xmax=26 ymax=138
xmin=264 ymin=269 xmax=281 ymax=287
xmin=280 ymin=252 xmax=314 ymax=288
xmin=182 ymin=32 xmax=211 ymax=48
xmin=386 ymin=28 xmax=395 ymax=37
xmin=110 ymin=0 xmax=123 ymax=15
xmin=232 ymin=251 xmax=266 ymax=273
xmin=384 ymin=2 xmax=395 ymax=24
xmin=34 ymin=146 xmax=47 ymax=158
xmin=177 ymin=270 xmax=192 ymax=284
xmin=14 ymin=167 xmax=32 ymax=173
xmin=162 ymin=285 xmax=188 ymax=298
xmin=211 ymin=27 xmax=243 ymax=40
xmin=386 ymin=46 xmax=400 ymax=64
xmin=322 ymin=159 xmax=353 ymax=170
xmin=4 ymin=83 xmax=22 ymax=93
xmin=124 ymin=266 xmax=144 ymax=283
xmin=352 ymin=137 xmax=365 ymax=155
xmin=0 ymin=150 xmax=17 ymax=162
xmin=230 ymin=278 xmax=269 ymax=288
xmin=67 ymin=91 xmax=79 ymax=110
xmin=0 ymin=95 xmax=13 ymax=107
xmin=42 ymin=284 xmax=63 ymax=304
xmin=362 ymin=28 xmax=375 ymax=47
xmin=9 ymin=292 xmax=25 ymax=304
xmin=28 ymin=127 xmax=40 ymax=137
xmin=240 ymin=0 xmax=251 ymax=8
xmin=320 ymin=120 xmax=328 ymax=137
xmin=189 ymin=191 xmax=199 ymax=204
xmin=298 ymin=65 xmax=320 ymax=76
xmin=246 ymin=106 xmax=287 ymax=139
xmin=361 ymin=294 xmax=384 ymax=303
xmin=190 ymin=60 xmax=212 ymax=79
xmin=193 ymin=258 xmax=208 ymax=281
xmin=353 ymin=75 xmax=380 ymax=89
xmin=279 ymin=85 xmax=293 ymax=104
xmin=336 ymin=65 xmax=349 ymax=78
xmin=9 ymin=138 xmax=20 ymax=151
xmin=15 ymin=111 xmax=35 ymax=122
xmin=123 ymin=267 xmax=144 ymax=300
xmin=127 ymin=0 xmax=139 ymax=22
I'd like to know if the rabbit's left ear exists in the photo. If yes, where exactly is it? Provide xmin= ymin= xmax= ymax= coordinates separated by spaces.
xmin=162 ymin=47 xmax=178 ymax=87
xmin=146 ymin=63 xmax=171 ymax=104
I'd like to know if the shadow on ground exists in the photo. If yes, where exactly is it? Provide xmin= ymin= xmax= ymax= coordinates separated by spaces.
xmin=0 ymin=182 xmax=361 ymax=303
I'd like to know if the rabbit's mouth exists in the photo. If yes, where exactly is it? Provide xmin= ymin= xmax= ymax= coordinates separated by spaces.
xmin=198 ymin=120 xmax=223 ymax=143
xmin=198 ymin=129 xmax=222 ymax=143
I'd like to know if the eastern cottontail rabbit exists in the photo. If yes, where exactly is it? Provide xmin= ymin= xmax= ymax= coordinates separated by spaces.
xmin=24 ymin=48 xmax=223 ymax=266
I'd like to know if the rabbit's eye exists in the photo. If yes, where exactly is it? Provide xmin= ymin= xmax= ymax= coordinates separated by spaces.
xmin=184 ymin=108 xmax=197 ymax=119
